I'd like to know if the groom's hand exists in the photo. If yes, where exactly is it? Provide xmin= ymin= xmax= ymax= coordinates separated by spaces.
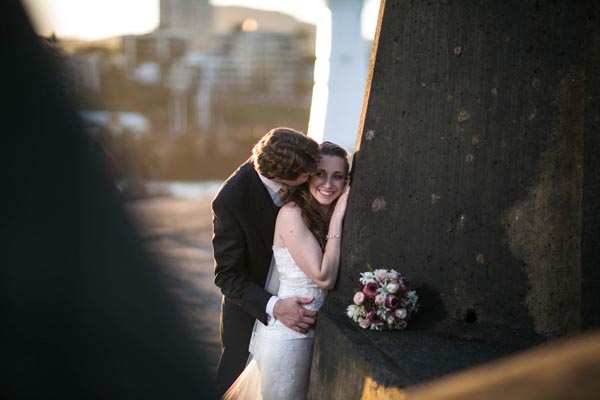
xmin=273 ymin=297 xmax=317 ymax=334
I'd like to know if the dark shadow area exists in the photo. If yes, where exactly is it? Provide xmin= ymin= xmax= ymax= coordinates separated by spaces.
xmin=1 ymin=1 xmax=216 ymax=398
xmin=408 ymin=283 xmax=448 ymax=329
xmin=309 ymin=306 xmax=544 ymax=399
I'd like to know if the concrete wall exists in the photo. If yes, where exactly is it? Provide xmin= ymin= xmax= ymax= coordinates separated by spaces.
xmin=337 ymin=0 xmax=596 ymax=337
xmin=582 ymin=1 xmax=600 ymax=329
xmin=309 ymin=0 xmax=599 ymax=397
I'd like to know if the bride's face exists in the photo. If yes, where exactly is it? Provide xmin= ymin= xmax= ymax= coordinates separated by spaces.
xmin=309 ymin=155 xmax=347 ymax=207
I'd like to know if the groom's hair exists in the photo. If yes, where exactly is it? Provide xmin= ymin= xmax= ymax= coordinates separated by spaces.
xmin=252 ymin=127 xmax=319 ymax=180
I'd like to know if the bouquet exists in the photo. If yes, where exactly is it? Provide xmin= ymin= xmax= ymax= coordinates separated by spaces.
xmin=346 ymin=264 xmax=418 ymax=331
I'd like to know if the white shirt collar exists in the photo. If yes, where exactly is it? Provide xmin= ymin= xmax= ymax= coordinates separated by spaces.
xmin=258 ymin=173 xmax=283 ymax=197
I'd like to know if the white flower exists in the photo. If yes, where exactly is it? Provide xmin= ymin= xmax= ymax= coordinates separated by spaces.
xmin=374 ymin=269 xmax=388 ymax=282
xmin=387 ymin=315 xmax=396 ymax=325
xmin=386 ymin=282 xmax=399 ymax=294
xmin=394 ymin=308 xmax=407 ymax=319
xmin=359 ymin=271 xmax=376 ymax=285
xmin=353 ymin=292 xmax=365 ymax=305
xmin=358 ymin=318 xmax=370 ymax=329
xmin=346 ymin=304 xmax=363 ymax=320
xmin=386 ymin=270 xmax=399 ymax=281
xmin=375 ymin=293 xmax=386 ymax=306
xmin=407 ymin=291 xmax=418 ymax=303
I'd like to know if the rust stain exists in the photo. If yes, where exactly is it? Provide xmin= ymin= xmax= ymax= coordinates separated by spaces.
xmin=371 ymin=197 xmax=387 ymax=212
xmin=501 ymin=68 xmax=583 ymax=337
xmin=457 ymin=110 xmax=471 ymax=122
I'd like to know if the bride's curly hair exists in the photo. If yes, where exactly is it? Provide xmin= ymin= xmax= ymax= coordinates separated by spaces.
xmin=287 ymin=141 xmax=350 ymax=249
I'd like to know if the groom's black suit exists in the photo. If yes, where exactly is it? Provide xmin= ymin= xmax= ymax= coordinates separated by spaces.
xmin=212 ymin=159 xmax=279 ymax=394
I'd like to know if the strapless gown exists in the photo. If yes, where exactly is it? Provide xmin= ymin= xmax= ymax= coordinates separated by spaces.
xmin=222 ymin=246 xmax=326 ymax=400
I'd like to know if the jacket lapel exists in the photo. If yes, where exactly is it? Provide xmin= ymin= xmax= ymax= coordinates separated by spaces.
xmin=245 ymin=162 xmax=278 ymax=250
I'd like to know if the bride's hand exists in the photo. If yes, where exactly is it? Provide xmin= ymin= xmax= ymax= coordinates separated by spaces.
xmin=332 ymin=184 xmax=350 ymax=217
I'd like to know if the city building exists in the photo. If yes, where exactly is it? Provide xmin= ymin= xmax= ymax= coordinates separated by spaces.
xmin=63 ymin=1 xmax=318 ymax=137
xmin=159 ymin=0 xmax=213 ymax=50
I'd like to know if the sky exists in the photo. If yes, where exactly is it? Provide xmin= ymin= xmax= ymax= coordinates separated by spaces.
xmin=22 ymin=0 xmax=380 ymax=41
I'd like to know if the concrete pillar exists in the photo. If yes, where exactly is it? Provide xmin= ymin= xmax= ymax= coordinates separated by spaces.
xmin=321 ymin=0 xmax=368 ymax=151
xmin=309 ymin=0 xmax=600 ymax=397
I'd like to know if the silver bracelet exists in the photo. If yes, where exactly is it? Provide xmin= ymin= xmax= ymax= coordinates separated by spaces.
xmin=325 ymin=234 xmax=341 ymax=240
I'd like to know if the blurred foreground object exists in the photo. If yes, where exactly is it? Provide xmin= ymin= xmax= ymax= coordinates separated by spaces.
xmin=0 ymin=1 xmax=216 ymax=398
xmin=362 ymin=330 xmax=600 ymax=400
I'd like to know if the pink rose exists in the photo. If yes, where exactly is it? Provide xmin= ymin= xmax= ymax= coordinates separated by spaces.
xmin=375 ymin=294 xmax=386 ymax=306
xmin=353 ymin=292 xmax=365 ymax=305
xmin=359 ymin=318 xmax=371 ymax=329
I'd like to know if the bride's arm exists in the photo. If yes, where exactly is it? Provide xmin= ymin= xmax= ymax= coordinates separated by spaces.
xmin=276 ymin=187 xmax=349 ymax=289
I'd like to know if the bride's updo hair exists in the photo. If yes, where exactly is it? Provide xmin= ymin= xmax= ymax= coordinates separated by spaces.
xmin=287 ymin=141 xmax=350 ymax=248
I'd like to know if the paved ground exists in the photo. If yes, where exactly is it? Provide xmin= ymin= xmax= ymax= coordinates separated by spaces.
xmin=128 ymin=195 xmax=221 ymax=377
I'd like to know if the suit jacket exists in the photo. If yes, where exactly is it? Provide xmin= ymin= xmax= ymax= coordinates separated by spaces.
xmin=212 ymin=160 xmax=278 ymax=325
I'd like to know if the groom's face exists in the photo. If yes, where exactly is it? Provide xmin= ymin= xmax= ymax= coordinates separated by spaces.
xmin=276 ymin=172 xmax=311 ymax=188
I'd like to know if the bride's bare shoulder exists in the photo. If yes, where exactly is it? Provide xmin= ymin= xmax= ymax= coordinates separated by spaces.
xmin=278 ymin=202 xmax=302 ymax=220
xmin=275 ymin=203 xmax=304 ymax=244
xmin=282 ymin=201 xmax=300 ymax=211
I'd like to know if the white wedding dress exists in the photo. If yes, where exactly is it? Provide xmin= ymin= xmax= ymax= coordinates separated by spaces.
xmin=222 ymin=246 xmax=326 ymax=400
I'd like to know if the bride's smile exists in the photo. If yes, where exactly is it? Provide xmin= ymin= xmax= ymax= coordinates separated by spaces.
xmin=309 ymin=155 xmax=347 ymax=209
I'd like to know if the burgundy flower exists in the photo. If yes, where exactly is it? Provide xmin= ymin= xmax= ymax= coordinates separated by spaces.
xmin=385 ymin=294 xmax=400 ymax=309
xmin=362 ymin=282 xmax=379 ymax=300
xmin=398 ymin=277 xmax=410 ymax=291
xmin=366 ymin=310 xmax=380 ymax=323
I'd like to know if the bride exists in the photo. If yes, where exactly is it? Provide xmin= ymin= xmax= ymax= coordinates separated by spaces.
xmin=223 ymin=141 xmax=350 ymax=400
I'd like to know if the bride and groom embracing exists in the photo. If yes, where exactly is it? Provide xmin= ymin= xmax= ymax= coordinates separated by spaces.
xmin=212 ymin=127 xmax=350 ymax=399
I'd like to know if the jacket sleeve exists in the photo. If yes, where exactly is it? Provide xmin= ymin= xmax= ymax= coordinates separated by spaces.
xmin=212 ymin=199 xmax=271 ymax=325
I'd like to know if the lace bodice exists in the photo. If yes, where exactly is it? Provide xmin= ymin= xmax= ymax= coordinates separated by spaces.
xmin=272 ymin=246 xmax=326 ymax=313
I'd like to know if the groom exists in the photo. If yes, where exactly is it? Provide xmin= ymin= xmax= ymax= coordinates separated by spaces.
xmin=212 ymin=127 xmax=320 ymax=395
